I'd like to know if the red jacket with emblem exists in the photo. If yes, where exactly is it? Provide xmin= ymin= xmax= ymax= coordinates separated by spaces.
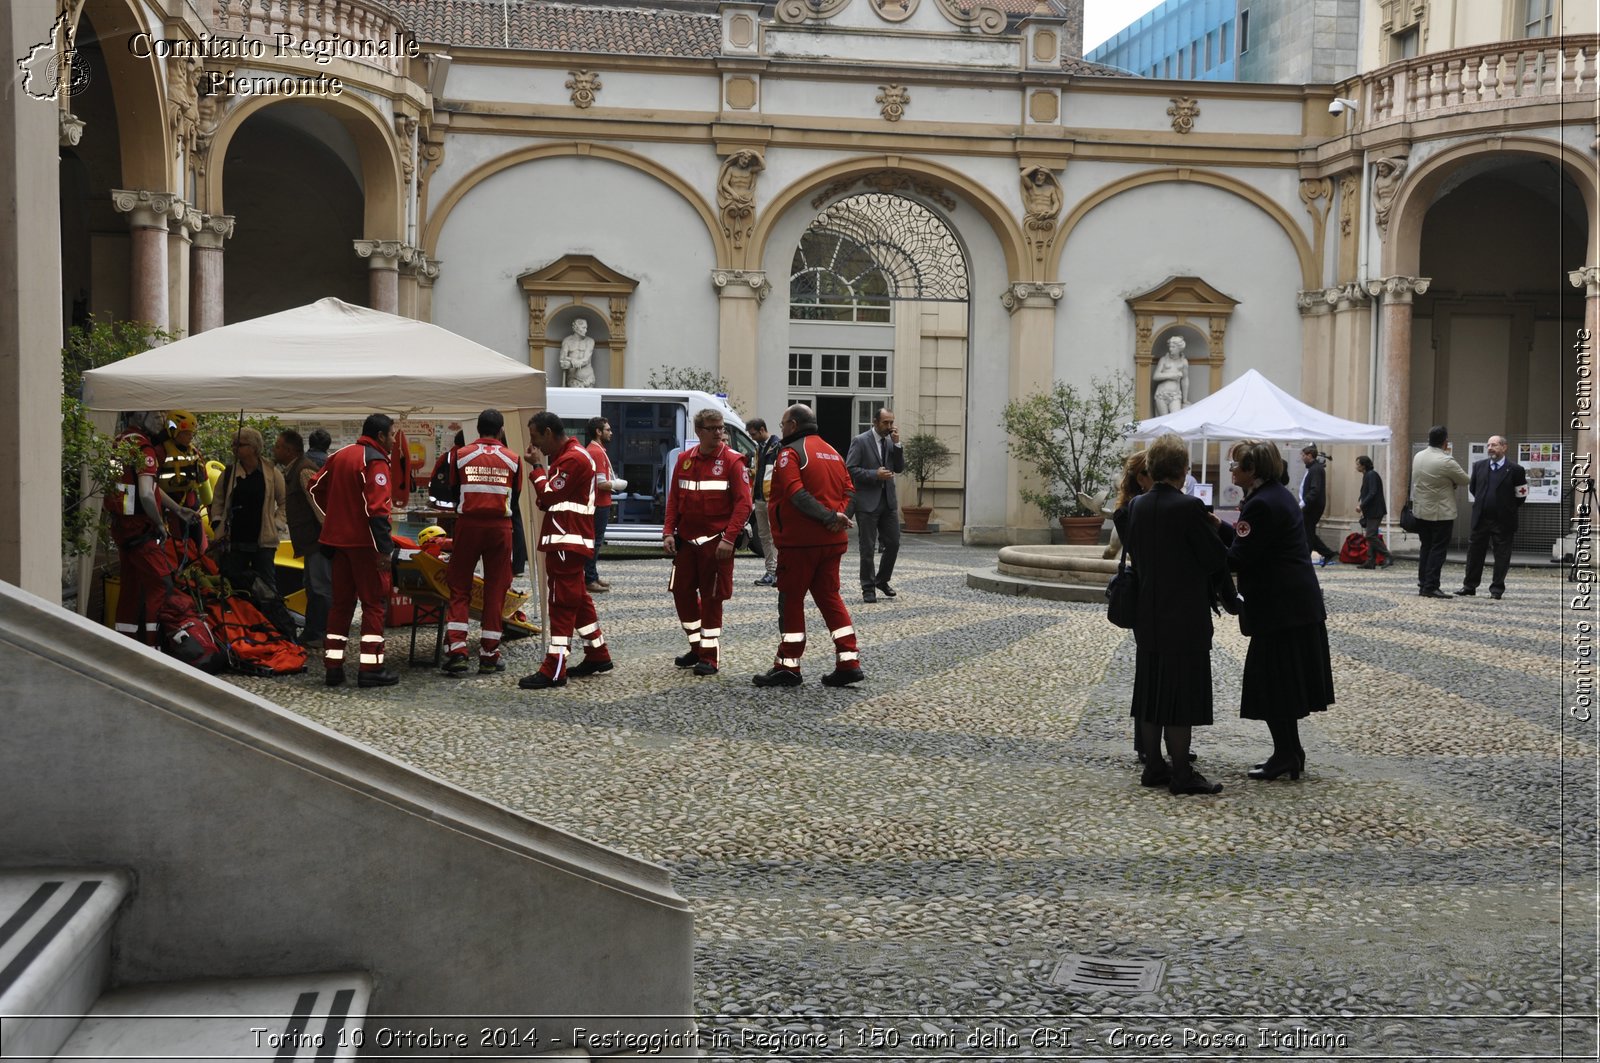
xmin=106 ymin=429 xmax=162 ymax=543
xmin=448 ymin=437 xmax=521 ymax=521
xmin=531 ymin=436 xmax=596 ymax=557
xmin=311 ymin=435 xmax=393 ymax=550
xmin=768 ymin=428 xmax=853 ymax=548
xmin=586 ymin=440 xmax=615 ymax=508
xmin=663 ymin=442 xmax=753 ymax=543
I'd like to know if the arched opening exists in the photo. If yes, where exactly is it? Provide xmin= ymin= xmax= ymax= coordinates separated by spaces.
xmin=786 ymin=192 xmax=970 ymax=523
xmin=1411 ymin=156 xmax=1588 ymax=552
xmin=222 ymin=104 xmax=368 ymax=322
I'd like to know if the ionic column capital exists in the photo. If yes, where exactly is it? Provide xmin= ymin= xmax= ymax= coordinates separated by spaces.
xmin=193 ymin=214 xmax=236 ymax=250
xmin=1362 ymin=275 xmax=1431 ymax=303
xmin=999 ymin=281 xmax=1063 ymax=313
xmin=399 ymin=248 xmax=440 ymax=282
xmin=59 ymin=112 xmax=84 ymax=147
xmin=711 ymin=268 xmax=771 ymax=302
xmin=111 ymin=189 xmax=185 ymax=231
xmin=1569 ymin=265 xmax=1600 ymax=295
xmin=354 ymin=239 xmax=407 ymax=269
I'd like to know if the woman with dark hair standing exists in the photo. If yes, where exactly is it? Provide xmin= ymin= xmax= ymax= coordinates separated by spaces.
xmin=1216 ymin=440 xmax=1336 ymax=780
xmin=1125 ymin=434 xmax=1227 ymax=795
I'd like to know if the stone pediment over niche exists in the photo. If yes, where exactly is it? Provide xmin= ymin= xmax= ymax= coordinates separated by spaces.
xmin=774 ymin=0 xmax=1010 ymax=37
xmin=518 ymin=255 xmax=639 ymax=387
xmin=1125 ymin=275 xmax=1239 ymax=419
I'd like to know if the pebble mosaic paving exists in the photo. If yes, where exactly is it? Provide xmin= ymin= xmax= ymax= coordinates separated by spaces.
xmin=228 ymin=539 xmax=1597 ymax=1059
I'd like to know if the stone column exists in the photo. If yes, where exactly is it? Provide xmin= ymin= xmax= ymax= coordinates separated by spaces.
xmin=354 ymin=239 xmax=404 ymax=313
xmin=112 ymin=189 xmax=181 ymax=330
xmin=712 ymin=269 xmax=769 ymax=410
xmin=0 ymin=0 xmax=63 ymax=601
xmin=1364 ymin=275 xmax=1430 ymax=501
xmin=190 ymin=214 xmax=235 ymax=334
xmin=397 ymin=246 xmax=425 ymax=319
xmin=168 ymin=204 xmax=199 ymax=336
xmin=415 ymin=257 xmax=441 ymax=323
xmin=1001 ymin=282 xmax=1063 ymax=543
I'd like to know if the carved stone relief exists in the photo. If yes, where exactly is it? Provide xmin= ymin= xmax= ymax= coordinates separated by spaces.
xmin=566 ymin=70 xmax=601 ymax=109
xmin=1020 ymin=165 xmax=1062 ymax=265
xmin=1372 ymin=155 xmax=1408 ymax=240
xmin=717 ymin=149 xmax=764 ymax=252
xmin=869 ymin=0 xmax=919 ymax=22
xmin=877 ymin=84 xmax=910 ymax=122
xmin=1167 ymin=96 xmax=1200 ymax=134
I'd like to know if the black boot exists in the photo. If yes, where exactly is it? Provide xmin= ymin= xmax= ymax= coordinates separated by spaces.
xmin=1138 ymin=722 xmax=1168 ymax=785
xmin=1166 ymin=726 xmax=1222 ymax=795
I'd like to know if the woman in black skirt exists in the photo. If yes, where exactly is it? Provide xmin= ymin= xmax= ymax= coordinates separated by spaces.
xmin=1125 ymin=434 xmax=1227 ymax=795
xmin=1215 ymin=440 xmax=1336 ymax=780
xmin=1111 ymin=450 xmax=1154 ymax=763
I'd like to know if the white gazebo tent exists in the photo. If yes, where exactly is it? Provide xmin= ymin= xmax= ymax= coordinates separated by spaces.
xmin=80 ymin=298 xmax=549 ymax=634
xmin=1130 ymin=367 xmax=1393 ymax=534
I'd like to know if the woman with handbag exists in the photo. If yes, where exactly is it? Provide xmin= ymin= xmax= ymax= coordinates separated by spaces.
xmin=1215 ymin=440 xmax=1336 ymax=781
xmin=1124 ymin=434 xmax=1228 ymax=795
xmin=1110 ymin=451 xmax=1153 ymax=763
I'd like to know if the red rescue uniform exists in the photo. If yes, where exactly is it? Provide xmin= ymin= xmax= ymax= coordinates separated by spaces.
xmin=443 ymin=437 xmax=521 ymax=668
xmin=530 ymin=436 xmax=608 ymax=680
xmin=107 ymin=429 xmax=175 ymax=646
xmin=663 ymin=441 xmax=752 ymax=667
xmin=310 ymin=435 xmax=393 ymax=676
xmin=767 ymin=428 xmax=859 ymax=677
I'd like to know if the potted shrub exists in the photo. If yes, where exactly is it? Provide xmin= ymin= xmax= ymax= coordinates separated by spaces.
xmin=1001 ymin=374 xmax=1133 ymax=544
xmin=900 ymin=431 xmax=954 ymax=533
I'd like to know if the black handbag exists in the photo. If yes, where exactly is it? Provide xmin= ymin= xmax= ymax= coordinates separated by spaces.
xmin=1105 ymin=548 xmax=1138 ymax=629
xmin=1399 ymin=499 xmax=1419 ymax=533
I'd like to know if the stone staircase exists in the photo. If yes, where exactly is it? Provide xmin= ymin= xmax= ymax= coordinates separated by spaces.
xmin=0 ymin=870 xmax=370 ymax=1061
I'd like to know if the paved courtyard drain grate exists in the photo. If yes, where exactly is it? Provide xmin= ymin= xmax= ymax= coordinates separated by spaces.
xmin=1050 ymin=955 xmax=1166 ymax=994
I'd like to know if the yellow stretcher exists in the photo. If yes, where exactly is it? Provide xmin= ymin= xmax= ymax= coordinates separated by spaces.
xmin=279 ymin=544 xmax=539 ymax=639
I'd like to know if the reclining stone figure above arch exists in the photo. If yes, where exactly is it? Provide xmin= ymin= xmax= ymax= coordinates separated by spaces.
xmin=1125 ymin=276 xmax=1238 ymax=420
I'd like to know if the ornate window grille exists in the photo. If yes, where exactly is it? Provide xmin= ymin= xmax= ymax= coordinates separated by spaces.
xmin=789 ymin=193 xmax=969 ymax=322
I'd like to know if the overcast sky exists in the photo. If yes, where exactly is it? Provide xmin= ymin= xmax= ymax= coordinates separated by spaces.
xmin=1083 ymin=0 xmax=1166 ymax=52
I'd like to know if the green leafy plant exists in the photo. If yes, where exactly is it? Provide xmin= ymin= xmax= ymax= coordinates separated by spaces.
xmin=901 ymin=431 xmax=954 ymax=507
xmin=645 ymin=365 xmax=741 ymax=412
xmin=1001 ymin=374 xmax=1133 ymax=519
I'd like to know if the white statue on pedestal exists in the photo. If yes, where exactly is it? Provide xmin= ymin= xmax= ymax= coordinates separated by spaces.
xmin=1152 ymin=335 xmax=1190 ymax=414
xmin=560 ymin=318 xmax=596 ymax=389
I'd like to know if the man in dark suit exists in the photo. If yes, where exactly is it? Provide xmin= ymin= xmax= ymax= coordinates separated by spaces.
xmin=1298 ymin=445 xmax=1338 ymax=565
xmin=1456 ymin=435 xmax=1528 ymax=599
xmin=844 ymin=408 xmax=903 ymax=603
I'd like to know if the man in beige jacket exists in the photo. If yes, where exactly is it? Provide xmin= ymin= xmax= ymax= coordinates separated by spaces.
xmin=1410 ymin=424 xmax=1469 ymax=598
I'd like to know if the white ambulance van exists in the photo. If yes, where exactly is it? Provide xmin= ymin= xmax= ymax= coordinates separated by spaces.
xmin=543 ymin=388 xmax=758 ymax=546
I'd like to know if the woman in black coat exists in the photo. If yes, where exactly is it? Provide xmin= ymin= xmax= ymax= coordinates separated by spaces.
xmin=1215 ymin=440 xmax=1336 ymax=779
xmin=1111 ymin=451 xmax=1154 ymax=763
xmin=1125 ymin=434 xmax=1227 ymax=795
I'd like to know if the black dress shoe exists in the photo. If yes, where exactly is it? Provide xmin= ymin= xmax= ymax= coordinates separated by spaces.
xmin=753 ymin=668 xmax=803 ymax=688
xmin=875 ymin=582 xmax=897 ymax=598
xmin=518 ymin=671 xmax=567 ymax=690
xmin=358 ymin=669 xmax=400 ymax=688
xmin=1248 ymin=755 xmax=1303 ymax=781
xmin=1454 ymin=587 xmax=1476 ymax=596
xmin=1421 ymin=589 xmax=1452 ymax=599
xmin=674 ymin=650 xmax=700 ymax=668
xmin=1139 ymin=759 xmax=1171 ymax=787
xmin=820 ymin=666 xmax=865 ymax=687
xmin=569 ymin=657 xmax=614 ymax=678
xmin=862 ymin=586 xmax=877 ymax=603
xmin=1490 ymin=590 xmax=1503 ymax=599
xmin=1169 ymin=770 xmax=1222 ymax=795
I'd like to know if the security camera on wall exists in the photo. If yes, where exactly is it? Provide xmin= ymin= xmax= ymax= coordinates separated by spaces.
xmin=1329 ymin=97 xmax=1359 ymax=116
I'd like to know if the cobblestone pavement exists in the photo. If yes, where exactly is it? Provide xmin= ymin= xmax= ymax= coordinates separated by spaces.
xmin=230 ymin=539 xmax=1598 ymax=1060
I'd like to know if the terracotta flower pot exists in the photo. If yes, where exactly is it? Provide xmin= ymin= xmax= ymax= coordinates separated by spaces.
xmin=901 ymin=505 xmax=933 ymax=533
xmin=1057 ymin=515 xmax=1104 ymax=545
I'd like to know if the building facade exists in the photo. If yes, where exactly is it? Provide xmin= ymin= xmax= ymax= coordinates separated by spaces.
xmin=8 ymin=0 xmax=1597 ymax=600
